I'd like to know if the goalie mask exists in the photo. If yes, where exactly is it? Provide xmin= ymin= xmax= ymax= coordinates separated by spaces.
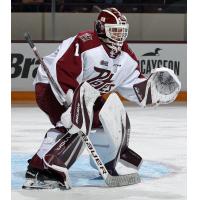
xmin=95 ymin=8 xmax=129 ymax=56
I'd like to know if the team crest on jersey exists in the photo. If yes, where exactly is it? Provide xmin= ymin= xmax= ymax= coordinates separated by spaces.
xmin=79 ymin=33 xmax=93 ymax=42
xmin=87 ymin=67 xmax=115 ymax=93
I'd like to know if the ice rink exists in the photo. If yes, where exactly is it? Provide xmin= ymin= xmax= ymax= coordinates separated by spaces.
xmin=11 ymin=102 xmax=187 ymax=200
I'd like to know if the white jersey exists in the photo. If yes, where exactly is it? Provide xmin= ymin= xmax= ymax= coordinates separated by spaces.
xmin=34 ymin=30 xmax=146 ymax=105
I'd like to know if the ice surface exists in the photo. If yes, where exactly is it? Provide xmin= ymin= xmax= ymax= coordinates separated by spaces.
xmin=11 ymin=102 xmax=186 ymax=200
xmin=12 ymin=153 xmax=173 ymax=189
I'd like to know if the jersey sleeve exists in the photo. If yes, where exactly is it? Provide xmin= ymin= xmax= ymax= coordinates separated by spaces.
xmin=34 ymin=35 xmax=84 ymax=105
xmin=116 ymin=68 xmax=147 ymax=105
xmin=116 ymin=43 xmax=147 ymax=105
xmin=55 ymin=36 xmax=83 ymax=93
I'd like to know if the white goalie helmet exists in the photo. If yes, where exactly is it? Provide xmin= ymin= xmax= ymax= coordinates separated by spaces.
xmin=95 ymin=8 xmax=129 ymax=54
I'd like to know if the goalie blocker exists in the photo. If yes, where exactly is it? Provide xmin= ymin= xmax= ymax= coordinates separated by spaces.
xmin=23 ymin=82 xmax=142 ymax=190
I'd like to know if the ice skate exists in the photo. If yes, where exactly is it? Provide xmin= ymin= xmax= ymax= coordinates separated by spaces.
xmin=22 ymin=166 xmax=68 ymax=190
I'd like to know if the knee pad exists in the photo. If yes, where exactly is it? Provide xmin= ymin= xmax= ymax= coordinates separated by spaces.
xmin=37 ymin=128 xmax=63 ymax=159
xmin=36 ymin=128 xmax=84 ymax=169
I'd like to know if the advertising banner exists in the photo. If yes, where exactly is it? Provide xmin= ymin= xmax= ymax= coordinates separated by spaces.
xmin=129 ymin=43 xmax=187 ymax=91
xmin=11 ymin=42 xmax=187 ymax=91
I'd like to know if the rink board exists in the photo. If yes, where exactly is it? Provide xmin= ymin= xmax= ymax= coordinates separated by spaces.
xmin=11 ymin=42 xmax=187 ymax=95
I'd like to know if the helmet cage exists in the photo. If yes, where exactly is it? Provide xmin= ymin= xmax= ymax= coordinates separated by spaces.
xmin=104 ymin=23 xmax=129 ymax=43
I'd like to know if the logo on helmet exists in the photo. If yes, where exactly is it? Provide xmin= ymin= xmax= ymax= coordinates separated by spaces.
xmin=100 ymin=17 xmax=106 ymax=22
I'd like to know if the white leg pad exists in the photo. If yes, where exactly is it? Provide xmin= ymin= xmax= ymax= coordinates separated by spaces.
xmin=89 ymin=93 xmax=128 ymax=169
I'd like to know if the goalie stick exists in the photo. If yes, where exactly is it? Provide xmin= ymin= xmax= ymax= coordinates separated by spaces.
xmin=24 ymin=32 xmax=69 ymax=108
xmin=24 ymin=32 xmax=141 ymax=187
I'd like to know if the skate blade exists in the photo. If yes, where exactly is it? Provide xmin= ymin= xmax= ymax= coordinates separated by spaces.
xmin=22 ymin=179 xmax=68 ymax=190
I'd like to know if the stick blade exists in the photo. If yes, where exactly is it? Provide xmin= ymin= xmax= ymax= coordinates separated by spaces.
xmin=105 ymin=173 xmax=141 ymax=187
